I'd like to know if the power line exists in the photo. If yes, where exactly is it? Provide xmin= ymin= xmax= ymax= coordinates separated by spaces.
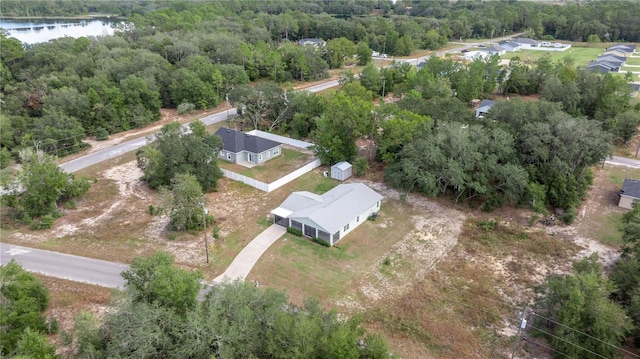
xmin=525 ymin=337 xmax=576 ymax=359
xmin=529 ymin=312 xmax=639 ymax=358
xmin=528 ymin=324 xmax=609 ymax=359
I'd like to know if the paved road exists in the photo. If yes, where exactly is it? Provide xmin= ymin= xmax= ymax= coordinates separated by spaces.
xmin=0 ymin=243 xmax=128 ymax=288
xmin=213 ymin=224 xmax=286 ymax=284
xmin=605 ymin=156 xmax=640 ymax=168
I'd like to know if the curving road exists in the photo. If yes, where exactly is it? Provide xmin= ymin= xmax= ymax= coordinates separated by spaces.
xmin=605 ymin=156 xmax=640 ymax=168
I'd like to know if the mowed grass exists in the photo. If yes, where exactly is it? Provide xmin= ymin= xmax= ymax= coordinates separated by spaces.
xmin=500 ymin=46 xmax=604 ymax=67
xmin=217 ymin=148 xmax=312 ymax=183
xmin=624 ymin=57 xmax=640 ymax=66
xmin=249 ymin=198 xmax=417 ymax=305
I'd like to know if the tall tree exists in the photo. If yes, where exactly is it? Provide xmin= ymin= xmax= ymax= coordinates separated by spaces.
xmin=539 ymin=255 xmax=633 ymax=359
xmin=158 ymin=173 xmax=209 ymax=231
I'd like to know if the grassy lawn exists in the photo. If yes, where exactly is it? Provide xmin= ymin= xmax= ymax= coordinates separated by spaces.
xmin=624 ymin=57 xmax=640 ymax=66
xmin=249 ymin=198 xmax=418 ymax=305
xmin=621 ymin=66 xmax=640 ymax=73
xmin=500 ymin=46 xmax=604 ymax=67
xmin=217 ymin=148 xmax=312 ymax=183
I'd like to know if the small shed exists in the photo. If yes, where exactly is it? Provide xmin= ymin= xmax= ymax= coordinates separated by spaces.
xmin=619 ymin=178 xmax=640 ymax=209
xmin=331 ymin=161 xmax=352 ymax=181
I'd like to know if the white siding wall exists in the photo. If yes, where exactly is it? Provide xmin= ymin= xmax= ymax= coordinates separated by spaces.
xmin=619 ymin=195 xmax=636 ymax=209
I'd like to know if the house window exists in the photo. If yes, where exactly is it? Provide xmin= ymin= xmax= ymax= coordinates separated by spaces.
xmin=273 ymin=147 xmax=280 ymax=155
xmin=227 ymin=153 xmax=231 ymax=160
xmin=258 ymin=154 xmax=263 ymax=160
xmin=343 ymin=223 xmax=350 ymax=232
xmin=267 ymin=151 xmax=270 ymax=158
xmin=219 ymin=150 xmax=224 ymax=156
xmin=377 ymin=201 xmax=380 ymax=208
xmin=356 ymin=216 xmax=360 ymax=222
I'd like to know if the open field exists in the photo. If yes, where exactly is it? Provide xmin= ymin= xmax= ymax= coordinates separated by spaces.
xmin=500 ymin=46 xmax=603 ymax=67
xmin=626 ymin=57 xmax=640 ymax=66
xmin=217 ymin=148 xmax=312 ymax=183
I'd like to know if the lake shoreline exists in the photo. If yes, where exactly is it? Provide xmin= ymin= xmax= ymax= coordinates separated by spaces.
xmin=0 ymin=14 xmax=124 ymax=21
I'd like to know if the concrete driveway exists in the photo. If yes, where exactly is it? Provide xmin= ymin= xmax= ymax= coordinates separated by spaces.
xmin=213 ymin=224 xmax=286 ymax=283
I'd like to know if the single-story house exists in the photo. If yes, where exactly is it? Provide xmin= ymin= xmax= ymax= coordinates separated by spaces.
xmin=478 ymin=45 xmax=506 ymax=56
xmin=514 ymin=37 xmax=540 ymax=48
xmin=595 ymin=58 xmax=625 ymax=67
xmin=602 ymin=50 xmax=628 ymax=59
xmin=271 ymin=183 xmax=383 ymax=246
xmin=463 ymin=50 xmax=492 ymax=61
xmin=609 ymin=44 xmax=636 ymax=53
xmin=498 ymin=41 xmax=522 ymax=52
xmin=598 ymin=54 xmax=627 ymax=63
xmin=619 ymin=178 xmax=640 ymax=209
xmin=331 ymin=161 xmax=352 ymax=181
xmin=298 ymin=38 xmax=326 ymax=47
xmin=475 ymin=99 xmax=495 ymax=118
xmin=215 ymin=127 xmax=282 ymax=165
xmin=587 ymin=61 xmax=620 ymax=73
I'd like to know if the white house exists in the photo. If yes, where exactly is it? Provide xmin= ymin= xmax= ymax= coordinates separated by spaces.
xmin=271 ymin=183 xmax=383 ymax=246
xmin=475 ymin=99 xmax=495 ymax=118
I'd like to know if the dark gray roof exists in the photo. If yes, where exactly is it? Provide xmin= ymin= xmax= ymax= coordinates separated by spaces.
xmin=215 ymin=127 xmax=281 ymax=154
xmin=598 ymin=54 xmax=626 ymax=62
xmin=273 ymin=183 xmax=383 ymax=234
xmin=480 ymin=45 xmax=505 ymax=53
xmin=610 ymin=44 xmax=636 ymax=51
xmin=621 ymin=178 xmax=640 ymax=199
xmin=479 ymin=99 xmax=494 ymax=108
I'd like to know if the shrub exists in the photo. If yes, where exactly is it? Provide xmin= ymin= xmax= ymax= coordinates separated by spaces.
xmin=287 ymin=227 xmax=303 ymax=237
xmin=382 ymin=256 xmax=391 ymax=266
xmin=148 ymin=204 xmax=156 ymax=215
xmin=64 ymin=200 xmax=77 ymax=210
xmin=353 ymin=156 xmax=369 ymax=177
xmin=478 ymin=219 xmax=497 ymax=230
xmin=94 ymin=127 xmax=109 ymax=141
xmin=368 ymin=212 xmax=378 ymax=221
xmin=312 ymin=237 xmax=330 ymax=247
xmin=177 ymin=102 xmax=196 ymax=114
xmin=561 ymin=207 xmax=577 ymax=225
xmin=29 ymin=215 xmax=56 ymax=230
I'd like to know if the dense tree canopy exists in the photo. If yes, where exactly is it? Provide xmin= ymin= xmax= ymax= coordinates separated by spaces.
xmin=136 ymin=121 xmax=223 ymax=191
xmin=69 ymin=253 xmax=394 ymax=358
xmin=0 ymin=260 xmax=51 ymax=356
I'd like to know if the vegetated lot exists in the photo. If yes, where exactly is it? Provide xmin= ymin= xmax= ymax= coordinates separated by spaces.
xmin=1 ymin=142 xmax=632 ymax=358
xmin=217 ymin=147 xmax=313 ymax=183
xmin=500 ymin=45 xmax=605 ymax=67
xmin=624 ymin=57 xmax=640 ymax=66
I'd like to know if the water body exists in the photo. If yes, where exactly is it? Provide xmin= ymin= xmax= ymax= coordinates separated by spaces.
xmin=0 ymin=18 xmax=119 ymax=44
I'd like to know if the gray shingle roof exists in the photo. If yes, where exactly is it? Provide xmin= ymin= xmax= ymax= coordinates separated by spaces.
xmin=515 ymin=38 xmax=539 ymax=45
xmin=215 ymin=127 xmax=281 ymax=154
xmin=480 ymin=45 xmax=505 ymax=53
xmin=274 ymin=183 xmax=383 ymax=234
xmin=621 ymin=178 xmax=640 ymax=199
xmin=599 ymin=54 xmax=626 ymax=62
xmin=332 ymin=161 xmax=352 ymax=171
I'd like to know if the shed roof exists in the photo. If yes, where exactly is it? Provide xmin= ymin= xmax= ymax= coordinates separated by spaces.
xmin=332 ymin=161 xmax=352 ymax=171
xmin=621 ymin=178 xmax=640 ymax=199
xmin=273 ymin=183 xmax=383 ymax=234
xmin=215 ymin=127 xmax=281 ymax=154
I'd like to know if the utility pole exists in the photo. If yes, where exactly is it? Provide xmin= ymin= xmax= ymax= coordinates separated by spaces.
xmin=203 ymin=205 xmax=209 ymax=263
xmin=511 ymin=307 xmax=527 ymax=359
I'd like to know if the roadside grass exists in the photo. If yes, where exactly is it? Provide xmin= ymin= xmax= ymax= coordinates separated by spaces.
xmin=217 ymin=148 xmax=312 ymax=182
xmin=363 ymin=216 xmax=579 ymax=358
xmin=500 ymin=46 xmax=603 ymax=67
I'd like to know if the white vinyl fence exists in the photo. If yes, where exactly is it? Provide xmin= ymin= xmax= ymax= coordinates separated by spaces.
xmin=222 ymin=158 xmax=321 ymax=193
xmin=245 ymin=130 xmax=314 ymax=149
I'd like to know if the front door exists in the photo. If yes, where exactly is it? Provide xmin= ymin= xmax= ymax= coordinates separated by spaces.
xmin=248 ymin=153 xmax=254 ymax=163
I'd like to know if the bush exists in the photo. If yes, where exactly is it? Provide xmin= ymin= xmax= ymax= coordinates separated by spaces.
xmin=177 ymin=103 xmax=196 ymax=115
xmin=287 ymin=227 xmax=303 ymax=237
xmin=94 ymin=127 xmax=109 ymax=141
xmin=353 ymin=156 xmax=369 ymax=177
xmin=64 ymin=200 xmax=77 ymax=210
xmin=368 ymin=212 xmax=377 ymax=221
xmin=312 ymin=237 xmax=330 ymax=247
xmin=561 ymin=207 xmax=577 ymax=225
xmin=148 ymin=204 xmax=156 ymax=215
xmin=478 ymin=219 xmax=497 ymax=230
xmin=29 ymin=215 xmax=57 ymax=230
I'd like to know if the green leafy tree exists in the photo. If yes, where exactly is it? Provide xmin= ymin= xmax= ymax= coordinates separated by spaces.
xmin=121 ymin=252 xmax=203 ymax=315
xmin=0 ymin=260 xmax=50 ymax=355
xmin=136 ymin=121 xmax=223 ymax=191
xmin=158 ymin=173 xmax=209 ymax=231
xmin=14 ymin=328 xmax=57 ymax=359
xmin=539 ymin=255 xmax=633 ymax=359
xmin=325 ymin=37 xmax=357 ymax=68
xmin=356 ymin=41 xmax=372 ymax=66
xmin=9 ymin=150 xmax=90 ymax=221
